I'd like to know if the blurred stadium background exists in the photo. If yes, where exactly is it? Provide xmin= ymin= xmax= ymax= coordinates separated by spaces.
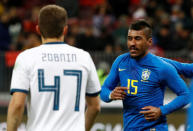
xmin=0 ymin=0 xmax=193 ymax=131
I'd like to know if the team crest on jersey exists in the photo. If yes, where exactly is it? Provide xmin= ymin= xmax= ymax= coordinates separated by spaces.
xmin=141 ymin=69 xmax=151 ymax=81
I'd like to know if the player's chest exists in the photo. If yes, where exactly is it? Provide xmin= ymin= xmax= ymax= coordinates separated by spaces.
xmin=118 ymin=64 xmax=160 ymax=95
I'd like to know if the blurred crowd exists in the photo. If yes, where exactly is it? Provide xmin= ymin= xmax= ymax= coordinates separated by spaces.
xmin=0 ymin=0 xmax=193 ymax=58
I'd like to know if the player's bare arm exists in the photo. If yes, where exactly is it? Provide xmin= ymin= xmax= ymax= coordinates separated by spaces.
xmin=7 ymin=92 xmax=27 ymax=131
xmin=110 ymin=87 xmax=128 ymax=100
xmin=85 ymin=95 xmax=100 ymax=131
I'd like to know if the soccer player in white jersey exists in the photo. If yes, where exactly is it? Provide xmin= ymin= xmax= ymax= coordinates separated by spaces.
xmin=7 ymin=5 xmax=101 ymax=131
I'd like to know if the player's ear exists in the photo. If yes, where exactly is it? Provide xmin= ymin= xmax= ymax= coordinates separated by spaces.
xmin=36 ymin=25 xmax=41 ymax=35
xmin=63 ymin=25 xmax=68 ymax=35
xmin=147 ymin=38 xmax=152 ymax=47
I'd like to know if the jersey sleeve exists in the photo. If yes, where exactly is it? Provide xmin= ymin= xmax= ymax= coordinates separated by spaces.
xmin=161 ymin=57 xmax=193 ymax=78
xmin=100 ymin=56 xmax=121 ymax=102
xmin=10 ymin=52 xmax=30 ymax=95
xmin=187 ymin=79 xmax=193 ymax=131
xmin=159 ymin=63 xmax=190 ymax=115
xmin=86 ymin=53 xmax=101 ymax=97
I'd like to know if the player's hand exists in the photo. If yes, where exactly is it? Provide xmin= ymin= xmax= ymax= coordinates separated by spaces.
xmin=139 ymin=106 xmax=162 ymax=121
xmin=110 ymin=87 xmax=127 ymax=100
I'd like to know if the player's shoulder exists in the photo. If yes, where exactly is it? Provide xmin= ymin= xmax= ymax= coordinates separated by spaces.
xmin=17 ymin=46 xmax=41 ymax=59
xmin=14 ymin=46 xmax=42 ymax=68
xmin=153 ymin=56 xmax=180 ymax=81
xmin=71 ymin=45 xmax=89 ymax=54
xmin=116 ymin=52 xmax=130 ymax=61
xmin=151 ymin=54 xmax=176 ymax=71
xmin=66 ymin=44 xmax=90 ymax=56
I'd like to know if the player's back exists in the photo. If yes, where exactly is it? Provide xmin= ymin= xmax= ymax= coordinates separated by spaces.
xmin=14 ymin=42 xmax=97 ymax=131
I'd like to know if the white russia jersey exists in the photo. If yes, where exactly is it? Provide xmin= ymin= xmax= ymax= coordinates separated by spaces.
xmin=10 ymin=42 xmax=101 ymax=131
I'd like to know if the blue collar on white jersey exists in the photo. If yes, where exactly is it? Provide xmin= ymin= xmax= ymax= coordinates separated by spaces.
xmin=44 ymin=42 xmax=66 ymax=45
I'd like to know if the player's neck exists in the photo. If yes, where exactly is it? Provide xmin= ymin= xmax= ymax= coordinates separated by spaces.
xmin=42 ymin=37 xmax=64 ymax=44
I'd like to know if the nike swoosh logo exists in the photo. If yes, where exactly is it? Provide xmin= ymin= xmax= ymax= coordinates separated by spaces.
xmin=119 ymin=68 xmax=126 ymax=71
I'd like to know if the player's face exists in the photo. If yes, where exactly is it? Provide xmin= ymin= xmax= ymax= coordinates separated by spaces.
xmin=127 ymin=29 xmax=152 ymax=59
